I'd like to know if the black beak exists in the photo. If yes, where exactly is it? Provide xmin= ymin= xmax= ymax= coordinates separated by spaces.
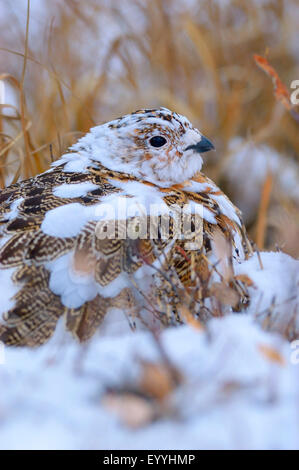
xmin=185 ymin=136 xmax=215 ymax=154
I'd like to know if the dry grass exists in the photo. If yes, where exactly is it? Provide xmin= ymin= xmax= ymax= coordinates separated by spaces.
xmin=0 ymin=0 xmax=298 ymax=253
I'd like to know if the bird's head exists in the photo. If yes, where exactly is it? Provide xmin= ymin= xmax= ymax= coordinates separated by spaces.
xmin=71 ymin=107 xmax=214 ymax=187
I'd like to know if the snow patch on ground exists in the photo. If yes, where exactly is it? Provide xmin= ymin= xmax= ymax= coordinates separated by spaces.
xmin=225 ymin=139 xmax=299 ymax=223
xmin=235 ymin=251 xmax=299 ymax=336
xmin=0 ymin=251 xmax=298 ymax=449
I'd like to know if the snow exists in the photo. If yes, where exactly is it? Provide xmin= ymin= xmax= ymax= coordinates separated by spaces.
xmin=234 ymin=251 xmax=299 ymax=337
xmin=0 ymin=250 xmax=298 ymax=450
xmin=5 ymin=198 xmax=24 ymax=221
xmin=47 ymin=253 xmax=98 ymax=309
xmin=0 ymin=314 xmax=298 ymax=450
xmin=225 ymin=139 xmax=299 ymax=223
xmin=53 ymin=182 xmax=99 ymax=198
xmin=41 ymin=202 xmax=97 ymax=237
xmin=101 ymin=181 xmax=172 ymax=218
xmin=53 ymin=154 xmax=91 ymax=174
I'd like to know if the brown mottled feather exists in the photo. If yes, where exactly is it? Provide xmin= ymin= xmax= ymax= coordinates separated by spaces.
xmin=0 ymin=160 xmax=252 ymax=346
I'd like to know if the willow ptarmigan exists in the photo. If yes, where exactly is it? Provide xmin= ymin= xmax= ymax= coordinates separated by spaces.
xmin=0 ymin=107 xmax=252 ymax=346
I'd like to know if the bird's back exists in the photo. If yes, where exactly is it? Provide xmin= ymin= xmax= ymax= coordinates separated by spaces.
xmin=0 ymin=107 xmax=253 ymax=346
xmin=0 ymin=160 xmax=252 ymax=346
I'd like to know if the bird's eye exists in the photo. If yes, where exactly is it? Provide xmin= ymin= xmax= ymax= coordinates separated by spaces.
xmin=149 ymin=136 xmax=167 ymax=148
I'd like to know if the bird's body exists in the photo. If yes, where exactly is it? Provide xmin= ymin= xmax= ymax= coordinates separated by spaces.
xmin=0 ymin=108 xmax=252 ymax=346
